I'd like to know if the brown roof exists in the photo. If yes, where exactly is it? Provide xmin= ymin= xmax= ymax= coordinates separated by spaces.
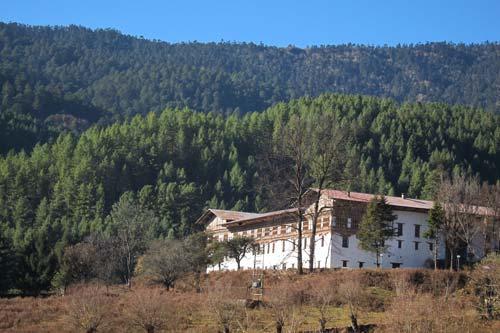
xmin=320 ymin=189 xmax=434 ymax=211
xmin=318 ymin=189 xmax=495 ymax=216
xmin=223 ymin=208 xmax=300 ymax=227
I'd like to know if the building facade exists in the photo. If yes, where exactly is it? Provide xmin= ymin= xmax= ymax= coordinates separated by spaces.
xmin=197 ymin=189 xmax=495 ymax=271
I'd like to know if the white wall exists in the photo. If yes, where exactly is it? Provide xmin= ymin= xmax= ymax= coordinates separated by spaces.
xmin=207 ymin=209 xmax=451 ymax=272
xmin=329 ymin=210 xmax=446 ymax=268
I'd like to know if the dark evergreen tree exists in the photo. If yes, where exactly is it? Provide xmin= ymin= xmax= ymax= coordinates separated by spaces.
xmin=357 ymin=196 xmax=397 ymax=267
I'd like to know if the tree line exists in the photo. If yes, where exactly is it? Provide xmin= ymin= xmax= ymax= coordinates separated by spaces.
xmin=0 ymin=93 xmax=498 ymax=294
xmin=1 ymin=22 xmax=500 ymax=153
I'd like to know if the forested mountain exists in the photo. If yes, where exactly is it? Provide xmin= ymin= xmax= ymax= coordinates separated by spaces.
xmin=1 ymin=22 xmax=500 ymax=153
xmin=1 ymin=93 xmax=498 ymax=293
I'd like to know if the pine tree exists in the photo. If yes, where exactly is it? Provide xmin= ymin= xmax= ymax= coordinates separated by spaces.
xmin=424 ymin=202 xmax=445 ymax=270
xmin=357 ymin=196 xmax=397 ymax=267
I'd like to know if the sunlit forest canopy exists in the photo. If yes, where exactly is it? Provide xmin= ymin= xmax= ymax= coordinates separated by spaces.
xmin=1 ymin=22 xmax=499 ymax=153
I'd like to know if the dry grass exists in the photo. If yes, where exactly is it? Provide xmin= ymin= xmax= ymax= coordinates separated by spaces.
xmin=0 ymin=269 xmax=498 ymax=333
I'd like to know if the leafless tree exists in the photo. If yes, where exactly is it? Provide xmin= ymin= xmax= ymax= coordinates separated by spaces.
xmin=142 ymin=239 xmax=191 ymax=290
xmin=480 ymin=182 xmax=500 ymax=255
xmin=65 ymin=286 xmax=110 ymax=333
xmin=438 ymin=174 xmax=484 ymax=266
xmin=307 ymin=115 xmax=349 ymax=273
xmin=107 ymin=193 xmax=156 ymax=288
xmin=338 ymin=277 xmax=365 ymax=333
xmin=468 ymin=253 xmax=500 ymax=320
xmin=124 ymin=288 xmax=172 ymax=333
xmin=259 ymin=113 xmax=314 ymax=274
xmin=207 ymin=284 xmax=243 ymax=333
xmin=308 ymin=277 xmax=339 ymax=332
xmin=266 ymin=281 xmax=304 ymax=333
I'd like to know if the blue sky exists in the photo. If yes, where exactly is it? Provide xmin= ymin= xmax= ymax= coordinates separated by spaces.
xmin=1 ymin=0 xmax=499 ymax=47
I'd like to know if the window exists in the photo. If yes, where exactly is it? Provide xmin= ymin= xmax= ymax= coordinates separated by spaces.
xmin=304 ymin=237 xmax=307 ymax=248
xmin=398 ymin=240 xmax=403 ymax=249
xmin=273 ymin=226 xmax=278 ymax=235
xmin=414 ymin=241 xmax=419 ymax=250
xmin=292 ymin=240 xmax=296 ymax=251
xmin=347 ymin=218 xmax=352 ymax=228
xmin=428 ymin=242 xmax=434 ymax=252
xmin=321 ymin=235 xmax=325 ymax=247
xmin=358 ymin=262 xmax=364 ymax=268
xmin=303 ymin=220 xmax=309 ymax=231
xmin=342 ymin=260 xmax=348 ymax=268
xmin=342 ymin=236 xmax=349 ymax=248
xmin=267 ymin=243 xmax=270 ymax=254
xmin=291 ymin=263 xmax=295 ymax=269
xmin=282 ymin=263 xmax=286 ymax=270
xmin=282 ymin=240 xmax=286 ymax=252
xmin=317 ymin=261 xmax=321 ymax=268
xmin=392 ymin=263 xmax=401 ymax=269
xmin=397 ymin=223 xmax=403 ymax=236
xmin=415 ymin=224 xmax=421 ymax=238
xmin=278 ymin=226 xmax=282 ymax=235
xmin=332 ymin=216 xmax=337 ymax=227
xmin=257 ymin=228 xmax=262 ymax=238
xmin=264 ymin=228 xmax=269 ymax=236
xmin=272 ymin=242 xmax=275 ymax=253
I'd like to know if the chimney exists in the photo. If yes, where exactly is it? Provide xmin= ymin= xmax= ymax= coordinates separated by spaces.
xmin=401 ymin=193 xmax=405 ymax=199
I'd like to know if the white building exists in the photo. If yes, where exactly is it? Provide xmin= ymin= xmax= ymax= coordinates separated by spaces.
xmin=197 ymin=189 xmax=497 ymax=271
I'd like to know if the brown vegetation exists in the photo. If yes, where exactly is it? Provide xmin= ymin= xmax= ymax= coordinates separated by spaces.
xmin=1 ymin=267 xmax=499 ymax=333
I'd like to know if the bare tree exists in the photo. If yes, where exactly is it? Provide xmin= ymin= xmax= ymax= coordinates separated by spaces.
xmin=142 ymin=239 xmax=191 ymax=290
xmin=338 ymin=277 xmax=365 ymax=333
xmin=65 ymin=286 xmax=110 ymax=333
xmin=308 ymin=277 xmax=339 ymax=332
xmin=207 ymin=284 xmax=243 ymax=333
xmin=106 ymin=192 xmax=157 ymax=288
xmin=480 ymin=182 xmax=500 ymax=255
xmin=438 ymin=174 xmax=483 ymax=266
xmin=266 ymin=281 xmax=304 ymax=333
xmin=260 ymin=114 xmax=315 ymax=274
xmin=468 ymin=253 xmax=500 ymax=320
xmin=124 ymin=288 xmax=172 ymax=333
xmin=307 ymin=115 xmax=348 ymax=273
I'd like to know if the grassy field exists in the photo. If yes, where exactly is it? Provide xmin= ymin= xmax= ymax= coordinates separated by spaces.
xmin=1 ymin=269 xmax=499 ymax=333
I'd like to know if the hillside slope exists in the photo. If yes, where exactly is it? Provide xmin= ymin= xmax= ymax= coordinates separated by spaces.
xmin=1 ymin=93 xmax=498 ymax=293
xmin=1 ymin=22 xmax=499 ymax=153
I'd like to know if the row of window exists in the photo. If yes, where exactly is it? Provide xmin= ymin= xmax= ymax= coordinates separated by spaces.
xmin=396 ymin=223 xmax=422 ymax=238
xmin=223 ymin=221 xmax=423 ymax=242
xmin=341 ymin=236 xmax=433 ymax=251
xmin=258 ymin=235 xmax=327 ymax=254
xmin=340 ymin=260 xmax=402 ymax=268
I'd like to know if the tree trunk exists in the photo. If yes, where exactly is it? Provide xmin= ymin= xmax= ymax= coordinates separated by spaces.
xmin=319 ymin=318 xmax=326 ymax=333
xmin=223 ymin=325 xmax=230 ymax=333
xmin=375 ymin=249 xmax=380 ymax=268
xmin=434 ymin=239 xmax=438 ymax=270
xmin=236 ymin=260 xmax=241 ymax=270
xmin=449 ymin=248 xmax=454 ymax=271
xmin=350 ymin=313 xmax=359 ymax=333
xmin=146 ymin=325 xmax=155 ymax=333
xmin=276 ymin=321 xmax=283 ymax=333
xmin=297 ymin=208 xmax=304 ymax=275
xmin=309 ymin=191 xmax=322 ymax=273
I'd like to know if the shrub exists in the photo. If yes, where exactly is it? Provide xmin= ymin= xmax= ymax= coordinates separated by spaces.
xmin=65 ymin=286 xmax=111 ymax=333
